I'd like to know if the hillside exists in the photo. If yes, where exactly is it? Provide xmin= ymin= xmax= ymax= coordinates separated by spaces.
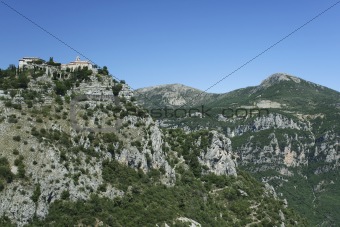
xmin=135 ymin=83 xmax=218 ymax=109
xmin=136 ymin=73 xmax=340 ymax=226
xmin=0 ymin=64 xmax=305 ymax=226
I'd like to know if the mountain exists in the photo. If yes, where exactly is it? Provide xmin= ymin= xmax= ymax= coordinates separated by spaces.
xmin=0 ymin=65 xmax=305 ymax=226
xmin=135 ymin=73 xmax=340 ymax=226
xmin=135 ymin=83 xmax=218 ymax=109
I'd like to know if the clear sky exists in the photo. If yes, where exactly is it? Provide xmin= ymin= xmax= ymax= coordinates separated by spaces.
xmin=0 ymin=0 xmax=339 ymax=93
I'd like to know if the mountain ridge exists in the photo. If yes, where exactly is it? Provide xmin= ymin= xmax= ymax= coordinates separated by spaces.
xmin=137 ymin=73 xmax=339 ymax=95
xmin=135 ymin=72 xmax=340 ymax=226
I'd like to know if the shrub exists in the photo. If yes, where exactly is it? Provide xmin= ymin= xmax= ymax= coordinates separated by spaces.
xmin=65 ymin=96 xmax=70 ymax=104
xmin=112 ymin=84 xmax=123 ymax=96
xmin=13 ymin=135 xmax=21 ymax=141
xmin=26 ymin=100 xmax=33 ymax=108
xmin=55 ymin=96 xmax=63 ymax=105
xmin=98 ymin=183 xmax=107 ymax=192
xmin=131 ymin=141 xmax=142 ymax=149
xmin=54 ymin=81 xmax=67 ymax=96
xmin=31 ymin=184 xmax=41 ymax=203
xmin=4 ymin=101 xmax=12 ymax=107
xmin=60 ymin=190 xmax=70 ymax=200
xmin=13 ymin=155 xmax=25 ymax=178
xmin=102 ymin=133 xmax=118 ymax=143
xmin=9 ymin=90 xmax=16 ymax=98
xmin=0 ymin=179 xmax=4 ymax=191
xmin=0 ymin=157 xmax=14 ymax=185
xmin=8 ymin=116 xmax=18 ymax=123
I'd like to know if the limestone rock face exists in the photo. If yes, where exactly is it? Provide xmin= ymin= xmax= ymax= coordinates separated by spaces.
xmin=0 ymin=143 xmax=124 ymax=226
xmin=199 ymin=131 xmax=237 ymax=176
xmin=229 ymin=113 xmax=306 ymax=137
xmin=0 ymin=72 xmax=177 ymax=226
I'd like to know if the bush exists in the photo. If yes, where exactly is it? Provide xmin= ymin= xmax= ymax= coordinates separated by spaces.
xmin=61 ymin=190 xmax=70 ymax=200
xmin=0 ymin=180 xmax=4 ymax=191
xmin=65 ymin=96 xmax=70 ymax=104
xmin=26 ymin=100 xmax=33 ymax=108
xmin=8 ymin=116 xmax=18 ymax=123
xmin=55 ymin=96 xmax=63 ymax=105
xmin=98 ymin=184 xmax=107 ymax=192
xmin=0 ymin=157 xmax=14 ymax=185
xmin=9 ymin=90 xmax=16 ymax=98
xmin=54 ymin=81 xmax=67 ymax=96
xmin=13 ymin=156 xmax=25 ymax=178
xmin=31 ymin=184 xmax=41 ymax=203
xmin=12 ymin=135 xmax=21 ymax=141
xmin=102 ymin=133 xmax=119 ymax=143
xmin=112 ymin=84 xmax=123 ymax=96
xmin=4 ymin=101 xmax=12 ymax=107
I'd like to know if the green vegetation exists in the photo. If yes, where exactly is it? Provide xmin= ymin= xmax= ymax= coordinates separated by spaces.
xmin=0 ymin=66 xmax=30 ymax=90
xmin=46 ymin=57 xmax=61 ymax=67
xmin=0 ymin=157 xmax=13 ymax=191
xmin=12 ymin=135 xmax=21 ymax=142
xmin=112 ymin=83 xmax=123 ymax=96
xmin=164 ymin=129 xmax=213 ymax=177
xmin=97 ymin=66 xmax=109 ymax=75
xmin=14 ymin=155 xmax=25 ymax=178
xmin=31 ymin=184 xmax=41 ymax=203
xmin=53 ymin=67 xmax=92 ymax=95
xmin=28 ymin=160 xmax=306 ymax=226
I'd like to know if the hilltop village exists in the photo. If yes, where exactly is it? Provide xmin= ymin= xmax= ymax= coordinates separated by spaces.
xmin=18 ymin=56 xmax=97 ymax=79
xmin=0 ymin=56 xmax=132 ymax=108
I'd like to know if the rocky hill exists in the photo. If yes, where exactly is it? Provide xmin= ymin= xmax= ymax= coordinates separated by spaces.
xmin=135 ymin=73 xmax=340 ymax=226
xmin=135 ymin=83 xmax=218 ymax=109
xmin=0 ymin=64 xmax=305 ymax=226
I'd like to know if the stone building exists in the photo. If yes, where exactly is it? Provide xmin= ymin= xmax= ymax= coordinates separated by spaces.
xmin=61 ymin=56 xmax=93 ymax=71
xmin=18 ymin=57 xmax=42 ymax=70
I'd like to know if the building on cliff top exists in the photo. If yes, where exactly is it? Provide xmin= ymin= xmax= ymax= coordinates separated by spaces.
xmin=61 ymin=56 xmax=93 ymax=71
xmin=18 ymin=57 xmax=42 ymax=70
xmin=18 ymin=56 xmax=94 ymax=72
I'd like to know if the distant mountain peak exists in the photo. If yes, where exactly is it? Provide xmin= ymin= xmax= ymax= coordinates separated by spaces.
xmin=137 ymin=83 xmax=202 ymax=93
xmin=135 ymin=83 xmax=214 ymax=108
xmin=260 ymin=73 xmax=301 ymax=89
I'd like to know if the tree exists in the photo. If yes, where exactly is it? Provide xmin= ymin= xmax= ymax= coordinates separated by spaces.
xmin=112 ymin=84 xmax=123 ymax=96
xmin=17 ymin=74 xmax=30 ymax=89
xmin=98 ymin=66 xmax=109 ymax=75
xmin=55 ymin=81 xmax=67 ymax=96
xmin=3 ymin=64 xmax=17 ymax=77
xmin=102 ymin=66 xmax=109 ymax=75
xmin=31 ymin=184 xmax=41 ymax=203
xmin=7 ymin=64 xmax=16 ymax=72
xmin=10 ymin=90 xmax=16 ymax=98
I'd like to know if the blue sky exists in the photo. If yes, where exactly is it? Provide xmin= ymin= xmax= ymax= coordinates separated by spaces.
xmin=0 ymin=0 xmax=339 ymax=93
